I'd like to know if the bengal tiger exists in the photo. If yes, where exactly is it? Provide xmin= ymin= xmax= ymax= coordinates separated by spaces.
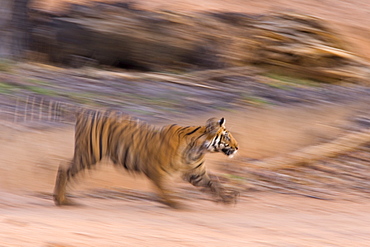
xmin=53 ymin=110 xmax=239 ymax=208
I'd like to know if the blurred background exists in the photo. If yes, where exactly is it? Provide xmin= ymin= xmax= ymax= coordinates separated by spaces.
xmin=1 ymin=0 xmax=370 ymax=246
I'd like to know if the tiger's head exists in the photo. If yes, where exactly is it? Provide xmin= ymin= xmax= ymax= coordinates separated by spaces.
xmin=205 ymin=118 xmax=239 ymax=158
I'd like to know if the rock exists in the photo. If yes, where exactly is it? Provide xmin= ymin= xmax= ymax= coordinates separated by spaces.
xmin=29 ymin=3 xmax=370 ymax=83
xmin=250 ymin=13 xmax=370 ymax=83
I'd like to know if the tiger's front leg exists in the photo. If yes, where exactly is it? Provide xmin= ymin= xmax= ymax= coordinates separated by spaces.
xmin=183 ymin=163 xmax=238 ymax=205
xmin=149 ymin=173 xmax=182 ymax=209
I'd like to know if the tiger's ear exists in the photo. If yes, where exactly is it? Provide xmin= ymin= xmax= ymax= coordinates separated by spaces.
xmin=218 ymin=117 xmax=225 ymax=128
xmin=206 ymin=117 xmax=223 ymax=134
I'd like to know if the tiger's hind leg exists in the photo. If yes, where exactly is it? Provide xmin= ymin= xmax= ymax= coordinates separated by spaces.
xmin=53 ymin=158 xmax=89 ymax=206
xmin=53 ymin=162 xmax=73 ymax=206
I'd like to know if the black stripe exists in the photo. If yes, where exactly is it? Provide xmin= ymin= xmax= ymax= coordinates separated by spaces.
xmin=164 ymin=124 xmax=177 ymax=135
xmin=98 ymin=115 xmax=110 ymax=160
xmin=185 ymin=127 xmax=201 ymax=136
xmin=212 ymin=134 xmax=219 ymax=147
xmin=107 ymin=123 xmax=115 ymax=152
xmin=168 ymin=124 xmax=177 ymax=130
xmin=160 ymin=164 xmax=170 ymax=175
xmin=194 ymin=162 xmax=204 ymax=169
xmin=189 ymin=174 xmax=200 ymax=182
xmin=96 ymin=112 xmax=103 ymax=161
xmin=96 ymin=114 xmax=104 ymax=161
xmin=178 ymin=126 xmax=190 ymax=135
xmin=122 ymin=146 xmax=130 ymax=170
xmin=193 ymin=176 xmax=202 ymax=184
xmin=110 ymin=122 xmax=130 ymax=145
xmin=89 ymin=112 xmax=97 ymax=164
xmin=78 ymin=154 xmax=84 ymax=172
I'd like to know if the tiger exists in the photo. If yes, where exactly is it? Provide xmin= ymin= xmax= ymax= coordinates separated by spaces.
xmin=53 ymin=110 xmax=239 ymax=208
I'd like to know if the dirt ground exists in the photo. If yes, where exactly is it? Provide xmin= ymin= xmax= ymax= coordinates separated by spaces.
xmin=2 ymin=0 xmax=370 ymax=246
xmin=1 ymin=191 xmax=370 ymax=246
xmin=2 ymin=103 xmax=370 ymax=246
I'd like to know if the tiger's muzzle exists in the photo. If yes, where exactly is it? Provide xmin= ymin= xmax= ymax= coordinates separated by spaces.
xmin=222 ymin=147 xmax=238 ymax=158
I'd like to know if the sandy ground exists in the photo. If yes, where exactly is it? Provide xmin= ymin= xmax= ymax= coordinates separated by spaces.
xmin=2 ymin=104 xmax=370 ymax=246
xmin=1 ymin=191 xmax=370 ymax=247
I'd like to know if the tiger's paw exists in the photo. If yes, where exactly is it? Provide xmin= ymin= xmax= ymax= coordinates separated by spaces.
xmin=218 ymin=189 xmax=239 ymax=205
xmin=161 ymin=199 xmax=185 ymax=210
xmin=53 ymin=195 xmax=77 ymax=206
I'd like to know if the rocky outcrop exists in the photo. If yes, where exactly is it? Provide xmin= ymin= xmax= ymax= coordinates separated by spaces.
xmin=250 ymin=13 xmax=370 ymax=83
xmin=30 ymin=2 xmax=370 ymax=83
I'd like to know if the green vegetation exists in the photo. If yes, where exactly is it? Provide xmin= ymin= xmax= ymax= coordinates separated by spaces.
xmin=0 ymin=81 xmax=57 ymax=96
xmin=264 ymin=73 xmax=321 ymax=87
xmin=0 ymin=82 xmax=17 ymax=94
xmin=25 ymin=86 xmax=57 ymax=96
xmin=0 ymin=60 xmax=13 ymax=72
xmin=143 ymin=96 xmax=178 ymax=107
xmin=241 ymin=94 xmax=270 ymax=106
xmin=125 ymin=108 xmax=157 ymax=116
xmin=223 ymin=173 xmax=247 ymax=181
xmin=27 ymin=79 xmax=50 ymax=86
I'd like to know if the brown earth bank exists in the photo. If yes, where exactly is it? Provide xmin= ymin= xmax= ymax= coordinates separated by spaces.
xmin=32 ymin=0 xmax=370 ymax=59
xmin=27 ymin=0 xmax=370 ymax=84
